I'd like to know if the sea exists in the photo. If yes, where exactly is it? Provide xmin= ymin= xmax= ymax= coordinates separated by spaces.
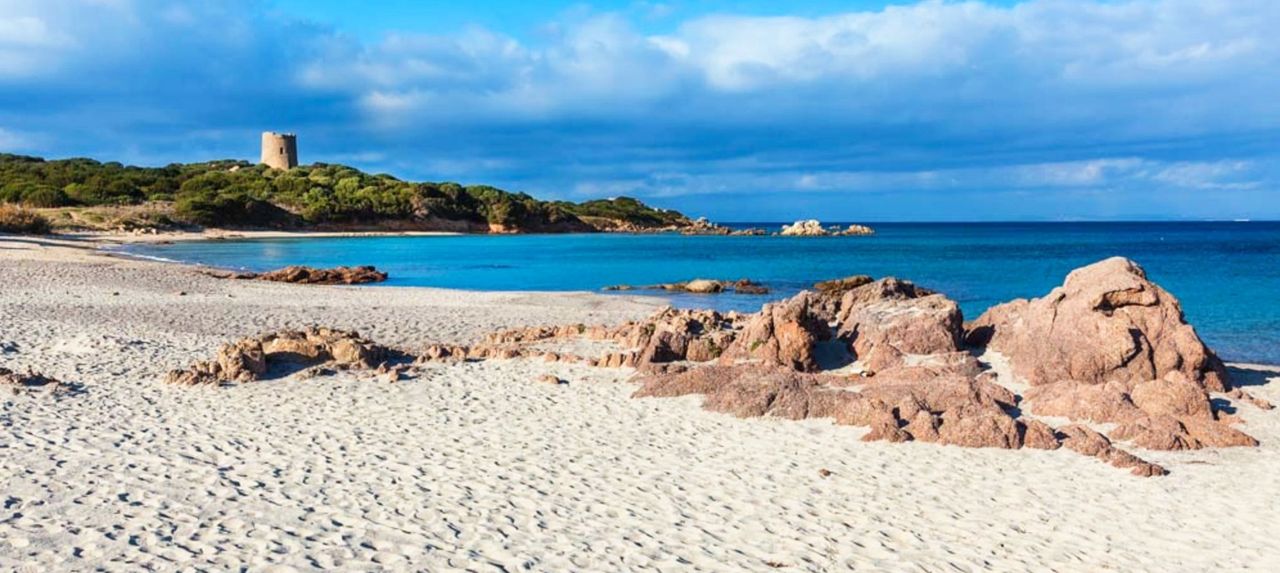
xmin=123 ymin=222 xmax=1280 ymax=365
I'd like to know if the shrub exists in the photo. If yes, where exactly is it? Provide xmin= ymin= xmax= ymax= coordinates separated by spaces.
xmin=0 ymin=204 xmax=52 ymax=235
xmin=0 ymin=153 xmax=691 ymax=231
xmin=22 ymin=186 xmax=71 ymax=208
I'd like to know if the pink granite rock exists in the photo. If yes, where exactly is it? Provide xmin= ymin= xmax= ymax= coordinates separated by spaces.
xmin=967 ymin=257 xmax=1229 ymax=391
xmin=720 ymin=293 xmax=829 ymax=371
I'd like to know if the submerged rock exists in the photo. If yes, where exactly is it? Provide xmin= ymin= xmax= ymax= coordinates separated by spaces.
xmin=602 ymin=278 xmax=770 ymax=295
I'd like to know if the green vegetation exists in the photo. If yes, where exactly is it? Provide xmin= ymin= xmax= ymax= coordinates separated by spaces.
xmin=0 ymin=204 xmax=52 ymax=235
xmin=556 ymin=197 xmax=690 ymax=228
xmin=0 ymin=154 xmax=692 ymax=232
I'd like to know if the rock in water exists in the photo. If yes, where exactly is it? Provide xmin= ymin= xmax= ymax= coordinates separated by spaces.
xmin=813 ymin=275 xmax=874 ymax=294
xmin=967 ymin=257 xmax=1229 ymax=391
xmin=205 ymin=266 xmax=389 ymax=285
xmin=256 ymin=266 xmax=388 ymax=285
xmin=682 ymin=279 xmax=724 ymax=294
xmin=779 ymin=219 xmax=829 ymax=236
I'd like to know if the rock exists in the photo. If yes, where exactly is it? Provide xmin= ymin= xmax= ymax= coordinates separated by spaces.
xmin=683 ymin=279 xmax=724 ymax=294
xmin=537 ymin=374 xmax=565 ymax=385
xmin=814 ymin=275 xmax=874 ymax=294
xmin=779 ymin=219 xmax=829 ymax=236
xmin=604 ymin=279 xmax=768 ymax=295
xmin=1227 ymin=388 xmax=1274 ymax=410
xmin=731 ymin=279 xmax=770 ymax=295
xmin=967 ymin=257 xmax=1229 ymax=391
xmin=778 ymin=220 xmax=874 ymax=236
xmin=375 ymin=363 xmax=413 ymax=383
xmin=256 ymin=265 xmax=388 ymax=285
xmin=633 ymin=365 xmax=855 ymax=420
xmin=1057 ymin=424 xmax=1167 ymax=477
xmin=0 ymin=367 xmax=72 ymax=396
xmin=412 ymin=259 xmax=1256 ymax=477
xmin=818 ymin=468 xmax=833 ymax=478
xmin=720 ymin=293 xmax=829 ymax=371
xmin=837 ymin=290 xmax=964 ymax=371
xmin=1021 ymin=373 xmax=1255 ymax=451
xmin=167 ymin=327 xmax=394 ymax=385
xmin=838 ymin=278 xmax=936 ymax=314
xmin=205 ymin=266 xmax=388 ymax=285
xmin=1020 ymin=420 xmax=1061 ymax=450
xmin=0 ymin=341 xmax=17 ymax=353
xmin=936 ymin=407 xmax=1023 ymax=449
xmin=1022 ymin=380 xmax=1143 ymax=423
xmin=1128 ymin=373 xmax=1214 ymax=418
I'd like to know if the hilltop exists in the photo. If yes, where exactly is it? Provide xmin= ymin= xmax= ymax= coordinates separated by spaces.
xmin=0 ymin=154 xmax=695 ymax=234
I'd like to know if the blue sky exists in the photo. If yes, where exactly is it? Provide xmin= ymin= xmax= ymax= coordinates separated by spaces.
xmin=0 ymin=0 xmax=1277 ymax=221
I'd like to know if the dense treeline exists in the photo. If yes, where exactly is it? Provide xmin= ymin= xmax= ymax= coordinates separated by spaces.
xmin=0 ymin=154 xmax=690 ymax=231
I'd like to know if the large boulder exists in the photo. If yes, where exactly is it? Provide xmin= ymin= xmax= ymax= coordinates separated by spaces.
xmin=967 ymin=257 xmax=1229 ymax=391
xmin=719 ymin=293 xmax=829 ymax=371
xmin=834 ymin=279 xmax=963 ymax=371
xmin=1024 ymin=372 xmax=1257 ymax=451
xmin=779 ymin=219 xmax=830 ymax=236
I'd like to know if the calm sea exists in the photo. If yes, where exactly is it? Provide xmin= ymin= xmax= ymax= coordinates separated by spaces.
xmin=124 ymin=222 xmax=1280 ymax=365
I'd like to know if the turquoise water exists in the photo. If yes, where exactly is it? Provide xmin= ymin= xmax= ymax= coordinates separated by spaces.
xmin=126 ymin=223 xmax=1280 ymax=364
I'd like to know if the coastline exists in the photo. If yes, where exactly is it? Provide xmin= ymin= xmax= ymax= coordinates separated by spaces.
xmin=3 ymin=233 xmax=1280 ymax=570
xmin=75 ymin=228 xmax=466 ymax=245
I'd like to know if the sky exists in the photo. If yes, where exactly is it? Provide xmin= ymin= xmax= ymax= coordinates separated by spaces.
xmin=0 ymin=0 xmax=1277 ymax=221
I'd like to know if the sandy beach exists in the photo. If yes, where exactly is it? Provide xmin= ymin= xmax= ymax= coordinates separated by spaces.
xmin=2 ymin=235 xmax=1279 ymax=572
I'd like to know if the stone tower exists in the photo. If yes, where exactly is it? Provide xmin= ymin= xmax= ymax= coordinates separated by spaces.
xmin=260 ymin=132 xmax=298 ymax=170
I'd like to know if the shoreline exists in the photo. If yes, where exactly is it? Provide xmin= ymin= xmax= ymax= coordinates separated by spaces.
xmin=32 ymin=230 xmax=1280 ymax=369
xmin=72 ymin=228 xmax=466 ymax=245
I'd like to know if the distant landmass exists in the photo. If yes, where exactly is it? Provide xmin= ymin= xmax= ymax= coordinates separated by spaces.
xmin=0 ymin=154 xmax=697 ymax=234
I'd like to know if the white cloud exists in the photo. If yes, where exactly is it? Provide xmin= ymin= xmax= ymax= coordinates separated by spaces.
xmin=0 ymin=0 xmax=1275 ymax=219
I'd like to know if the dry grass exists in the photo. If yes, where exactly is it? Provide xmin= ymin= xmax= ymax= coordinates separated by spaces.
xmin=33 ymin=203 xmax=182 ymax=233
xmin=0 ymin=204 xmax=52 ymax=235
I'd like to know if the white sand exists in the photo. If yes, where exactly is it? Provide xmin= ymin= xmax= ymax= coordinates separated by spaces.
xmin=2 ymin=235 xmax=1279 ymax=571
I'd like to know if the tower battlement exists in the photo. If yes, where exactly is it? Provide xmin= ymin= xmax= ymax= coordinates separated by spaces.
xmin=260 ymin=132 xmax=298 ymax=170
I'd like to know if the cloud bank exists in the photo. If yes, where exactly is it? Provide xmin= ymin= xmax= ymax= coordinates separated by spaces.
xmin=0 ymin=0 xmax=1277 ymax=220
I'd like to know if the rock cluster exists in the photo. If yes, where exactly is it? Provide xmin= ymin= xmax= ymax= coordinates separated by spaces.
xmin=204 ymin=266 xmax=388 ymax=285
xmin=779 ymin=220 xmax=875 ymax=236
xmin=166 ymin=327 xmax=395 ymax=385
xmin=173 ymin=257 xmax=1261 ymax=476
xmin=429 ymin=257 xmax=1263 ymax=476
xmin=965 ymin=257 xmax=1267 ymax=452
xmin=603 ymin=279 xmax=769 ymax=295
xmin=417 ymin=307 xmax=747 ymax=372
